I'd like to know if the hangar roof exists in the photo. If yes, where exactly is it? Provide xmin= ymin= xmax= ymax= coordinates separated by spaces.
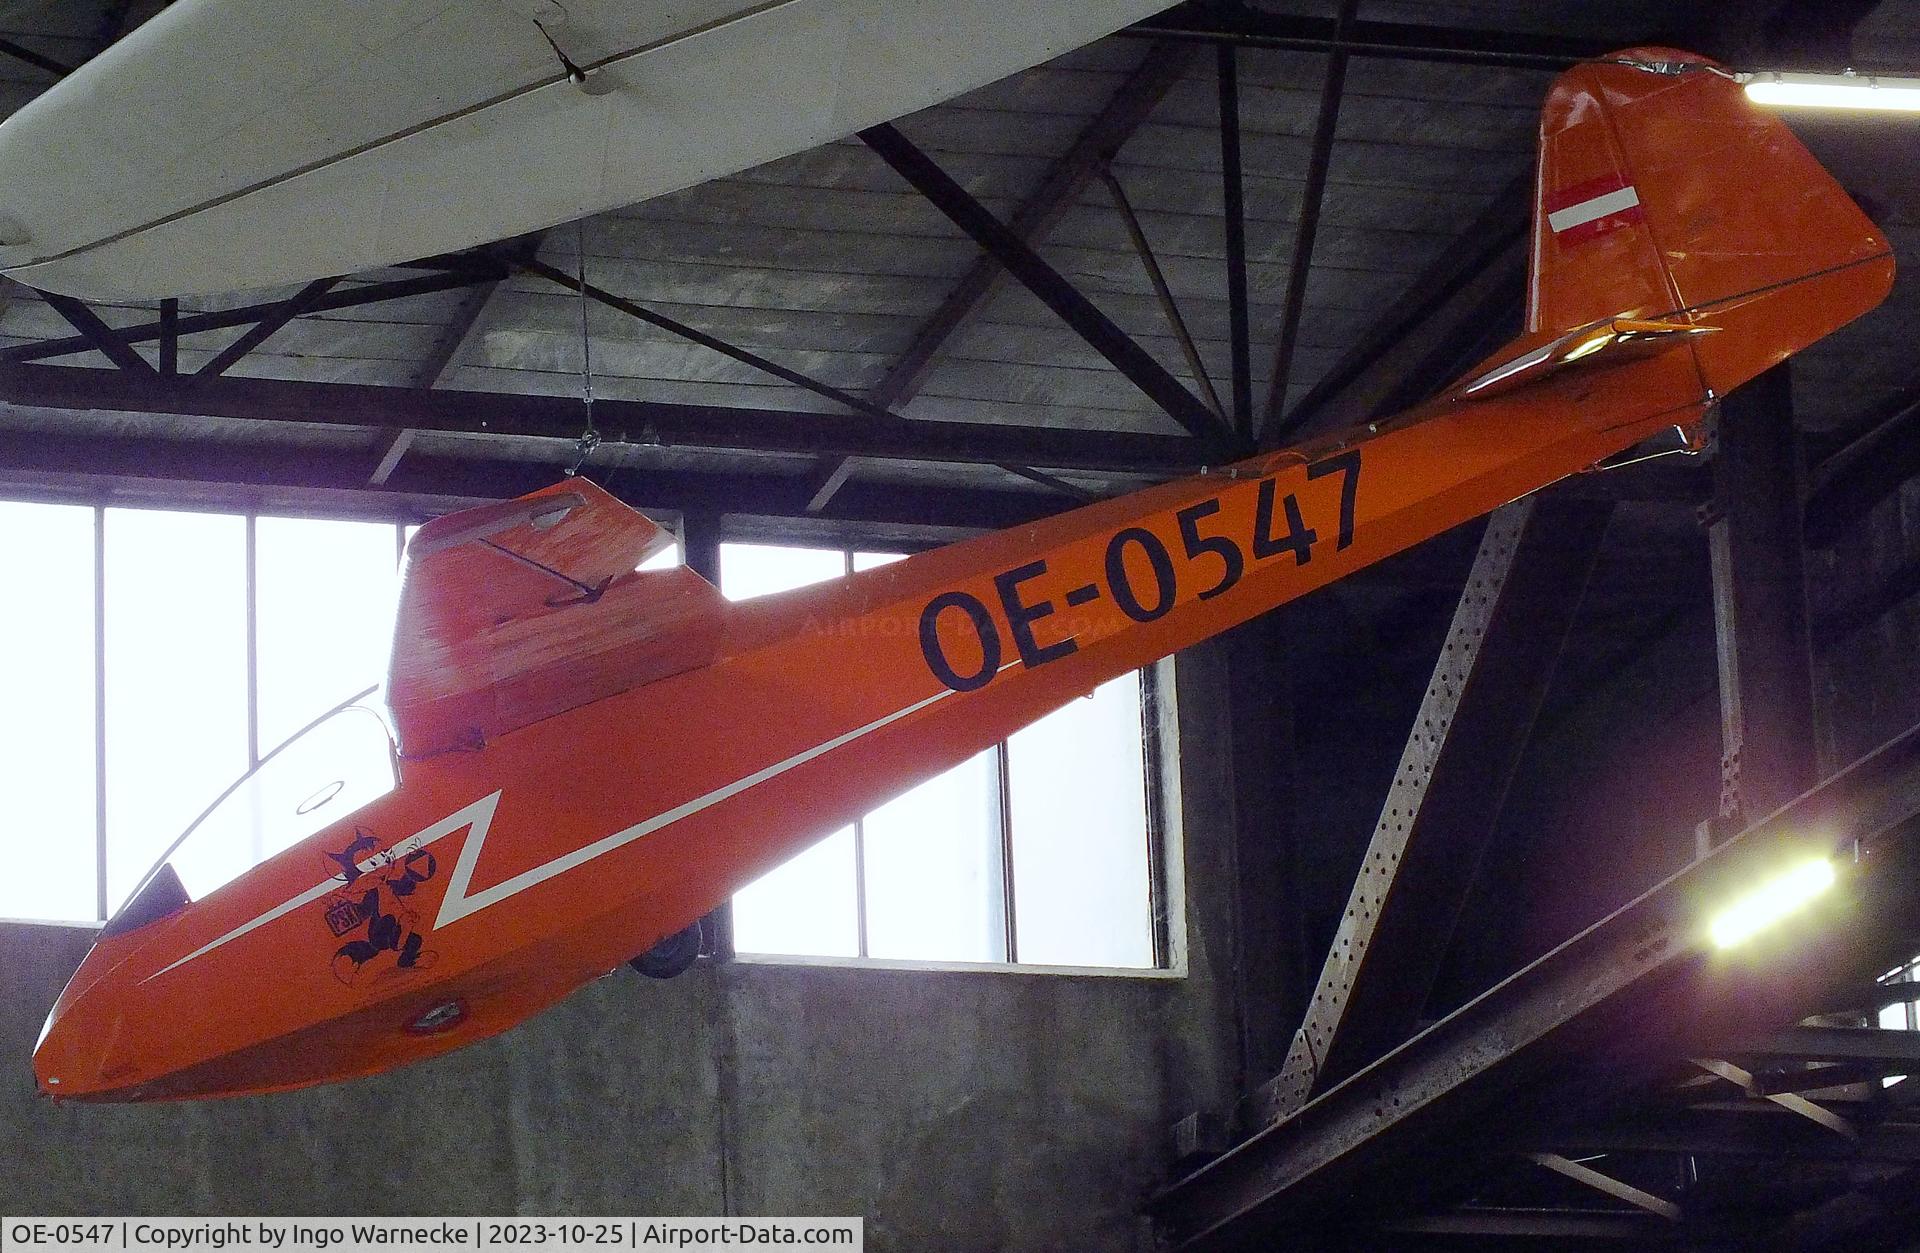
xmin=0 ymin=0 xmax=1911 ymax=541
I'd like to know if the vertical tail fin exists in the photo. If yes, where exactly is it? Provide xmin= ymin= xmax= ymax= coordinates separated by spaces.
xmin=1463 ymin=47 xmax=1893 ymax=401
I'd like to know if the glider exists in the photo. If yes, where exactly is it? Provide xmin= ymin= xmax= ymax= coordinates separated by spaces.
xmin=0 ymin=0 xmax=1184 ymax=299
xmin=33 ymin=49 xmax=1894 ymax=1100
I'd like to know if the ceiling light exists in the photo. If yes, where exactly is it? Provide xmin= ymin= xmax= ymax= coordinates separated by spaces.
xmin=1742 ymin=71 xmax=1920 ymax=112
xmin=1707 ymin=856 xmax=1837 ymax=949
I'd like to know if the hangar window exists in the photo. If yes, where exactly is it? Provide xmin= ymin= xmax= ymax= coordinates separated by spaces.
xmin=1881 ymin=960 xmax=1920 ymax=1032
xmin=0 ymin=500 xmax=405 ymax=923
xmin=718 ymin=542 xmax=1167 ymax=971
xmin=0 ymin=503 xmax=1169 ymax=974
xmin=1875 ymin=960 xmax=1920 ymax=1088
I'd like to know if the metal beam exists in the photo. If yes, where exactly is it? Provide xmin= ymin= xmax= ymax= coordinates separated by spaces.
xmin=1221 ymin=609 xmax=1312 ymax=1089
xmin=1255 ymin=496 xmax=1612 ymax=1125
xmin=1099 ymin=169 xmax=1222 ymax=421
xmin=867 ymin=42 xmax=1193 ymax=413
xmin=1755 ymin=1163 xmax=1920 ymax=1253
xmin=0 ymin=427 xmax=1069 ymax=537
xmin=521 ymin=256 xmax=895 ymax=422
xmin=1150 ymin=713 xmax=1920 ymax=1248
xmin=1530 ymin=1103 xmax=1920 ymax=1163
xmin=1812 ymin=979 xmax=1920 ymax=1018
xmin=157 ymin=299 xmax=177 ymax=376
xmin=995 ymin=462 xmax=1098 ymax=502
xmin=1694 ymin=1057 xmax=1858 ymax=1139
xmin=1260 ymin=0 xmax=1357 ymax=434
xmin=803 ymin=457 xmax=859 ymax=514
xmin=384 ymin=234 xmax=546 ymax=486
xmin=1268 ymin=175 xmax=1530 ymax=445
xmin=196 ymin=278 xmax=341 ymax=377
xmin=806 ymin=44 xmax=1194 ymax=515
xmin=1708 ymin=364 xmax=1816 ymax=828
xmin=36 ymin=293 xmax=152 ymax=373
xmin=0 ymin=363 xmax=1200 ymax=476
xmin=4 ymin=269 xmax=502 ymax=364
xmin=1216 ymin=44 xmax=1251 ymax=434
xmin=1526 ymin=1153 xmax=1682 ymax=1222
xmin=0 ymin=38 xmax=75 ymax=77
xmin=1742 ymin=1062 xmax=1887 ymax=1095
xmin=408 ymin=235 xmax=541 ymax=389
xmin=1729 ymin=1025 xmax=1920 ymax=1067
xmin=1812 ymin=548 xmax=1920 ymax=649
xmin=1735 ymin=0 xmax=1892 ymax=567
xmin=858 ymin=122 xmax=1246 ymax=456
xmin=367 ymin=428 xmax=416 ymax=488
xmin=1125 ymin=3 xmax=1620 ymax=70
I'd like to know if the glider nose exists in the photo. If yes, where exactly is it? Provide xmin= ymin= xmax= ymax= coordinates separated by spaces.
xmin=33 ymin=995 xmax=97 ymax=1099
xmin=33 ymin=948 xmax=134 ymax=1100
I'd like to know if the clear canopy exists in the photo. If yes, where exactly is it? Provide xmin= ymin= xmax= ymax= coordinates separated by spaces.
xmin=124 ymin=690 xmax=399 ymax=913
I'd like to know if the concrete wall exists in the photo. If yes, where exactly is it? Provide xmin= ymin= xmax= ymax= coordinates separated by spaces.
xmin=3 ymin=647 xmax=1248 ymax=1252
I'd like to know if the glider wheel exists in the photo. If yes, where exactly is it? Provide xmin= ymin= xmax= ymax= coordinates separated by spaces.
xmin=630 ymin=919 xmax=706 ymax=979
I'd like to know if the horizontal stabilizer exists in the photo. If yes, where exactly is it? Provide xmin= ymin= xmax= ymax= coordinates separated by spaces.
xmin=1449 ymin=315 xmax=1719 ymax=400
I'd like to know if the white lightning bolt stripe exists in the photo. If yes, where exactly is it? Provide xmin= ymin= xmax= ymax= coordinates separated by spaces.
xmin=142 ymin=669 xmax=997 ymax=982
xmin=433 ymin=678 xmax=972 ymax=926
xmin=140 ymin=794 xmax=501 ymax=983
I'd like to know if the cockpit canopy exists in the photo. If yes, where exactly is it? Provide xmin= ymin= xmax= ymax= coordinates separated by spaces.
xmin=107 ymin=692 xmax=398 ymax=936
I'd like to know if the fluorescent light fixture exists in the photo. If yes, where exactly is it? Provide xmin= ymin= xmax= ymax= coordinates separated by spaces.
xmin=1707 ymin=856 xmax=1837 ymax=950
xmin=1742 ymin=71 xmax=1920 ymax=112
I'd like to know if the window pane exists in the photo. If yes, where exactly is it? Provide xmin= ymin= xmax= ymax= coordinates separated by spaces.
xmin=720 ymin=542 xmax=843 ymax=601
xmin=1006 ymin=671 xmax=1154 ymax=968
xmin=166 ymin=704 xmax=396 ymax=901
xmin=0 ymin=503 xmax=97 ymax=921
xmin=256 ymin=516 xmax=402 ymax=752
xmin=104 ymin=509 xmax=249 ymax=912
xmin=863 ymin=750 xmax=1004 ymax=962
xmin=716 ymin=541 xmax=1160 ymax=971
xmin=638 ymin=542 xmax=681 ymax=571
xmin=721 ymin=543 xmax=857 ymax=953
xmin=732 ymin=826 xmax=859 ymax=958
xmin=1883 ymin=961 xmax=1919 ymax=1033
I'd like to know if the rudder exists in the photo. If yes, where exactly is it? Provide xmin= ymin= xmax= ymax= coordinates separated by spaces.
xmin=1526 ymin=47 xmax=1892 ymax=398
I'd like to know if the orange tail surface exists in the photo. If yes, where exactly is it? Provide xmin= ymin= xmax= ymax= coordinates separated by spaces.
xmin=1458 ymin=47 xmax=1893 ymax=404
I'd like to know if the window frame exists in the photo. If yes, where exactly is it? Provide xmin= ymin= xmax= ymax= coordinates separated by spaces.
xmin=717 ymin=540 xmax=1182 ymax=976
xmin=0 ymin=500 xmax=411 ymax=926
xmin=727 ymin=655 xmax=1184 ymax=979
xmin=1882 ymin=959 xmax=1920 ymax=1031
